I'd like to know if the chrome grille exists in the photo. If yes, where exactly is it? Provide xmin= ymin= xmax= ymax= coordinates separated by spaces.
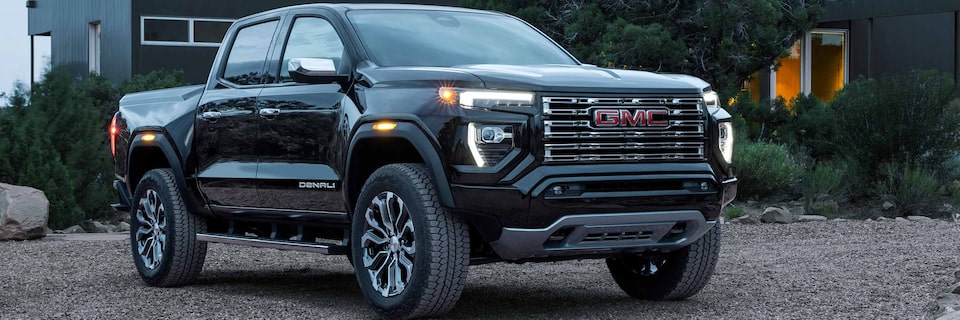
xmin=543 ymin=96 xmax=706 ymax=163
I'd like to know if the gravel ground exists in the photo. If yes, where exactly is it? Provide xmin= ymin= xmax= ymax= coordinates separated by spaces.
xmin=1 ymin=221 xmax=958 ymax=319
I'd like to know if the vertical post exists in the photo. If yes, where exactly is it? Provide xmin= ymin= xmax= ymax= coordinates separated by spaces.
xmin=30 ymin=35 xmax=35 ymax=88
xmin=954 ymin=11 xmax=959 ymax=84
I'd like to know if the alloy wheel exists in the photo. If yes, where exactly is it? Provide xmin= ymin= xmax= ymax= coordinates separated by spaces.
xmin=135 ymin=189 xmax=167 ymax=270
xmin=361 ymin=191 xmax=416 ymax=297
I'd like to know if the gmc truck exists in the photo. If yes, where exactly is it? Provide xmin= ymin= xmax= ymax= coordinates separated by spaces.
xmin=110 ymin=3 xmax=737 ymax=319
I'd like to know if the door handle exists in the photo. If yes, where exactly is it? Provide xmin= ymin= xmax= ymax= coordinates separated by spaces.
xmin=201 ymin=111 xmax=221 ymax=121
xmin=259 ymin=108 xmax=281 ymax=119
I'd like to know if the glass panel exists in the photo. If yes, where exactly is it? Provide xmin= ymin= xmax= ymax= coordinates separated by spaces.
xmin=280 ymin=17 xmax=345 ymax=82
xmin=747 ymin=71 xmax=762 ymax=103
xmin=348 ymin=10 xmax=576 ymax=67
xmin=223 ymin=20 xmax=279 ymax=86
xmin=143 ymin=19 xmax=189 ymax=42
xmin=811 ymin=31 xmax=846 ymax=102
xmin=775 ymin=41 xmax=802 ymax=101
xmin=195 ymin=21 xmax=232 ymax=43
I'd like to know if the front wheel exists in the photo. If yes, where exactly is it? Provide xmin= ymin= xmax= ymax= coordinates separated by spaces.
xmin=606 ymin=223 xmax=721 ymax=300
xmin=130 ymin=168 xmax=207 ymax=287
xmin=351 ymin=164 xmax=469 ymax=319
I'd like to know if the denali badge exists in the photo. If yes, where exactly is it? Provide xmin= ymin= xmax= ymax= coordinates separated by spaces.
xmin=591 ymin=108 xmax=669 ymax=128
xmin=299 ymin=181 xmax=337 ymax=190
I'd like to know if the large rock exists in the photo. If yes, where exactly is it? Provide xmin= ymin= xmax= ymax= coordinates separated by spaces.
xmin=760 ymin=206 xmax=796 ymax=224
xmin=0 ymin=183 xmax=50 ymax=241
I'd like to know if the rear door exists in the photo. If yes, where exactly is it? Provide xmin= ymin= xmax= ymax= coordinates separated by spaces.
xmin=195 ymin=17 xmax=281 ymax=208
xmin=254 ymin=10 xmax=352 ymax=213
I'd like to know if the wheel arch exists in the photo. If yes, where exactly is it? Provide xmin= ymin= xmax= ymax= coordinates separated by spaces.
xmin=126 ymin=132 xmax=188 ymax=202
xmin=346 ymin=120 xmax=455 ymax=215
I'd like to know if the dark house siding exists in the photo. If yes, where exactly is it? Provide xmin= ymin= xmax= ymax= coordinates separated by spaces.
xmin=822 ymin=0 xmax=960 ymax=81
xmin=27 ymin=0 xmax=133 ymax=82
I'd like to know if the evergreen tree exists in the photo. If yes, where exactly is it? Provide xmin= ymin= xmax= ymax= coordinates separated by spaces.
xmin=461 ymin=0 xmax=827 ymax=100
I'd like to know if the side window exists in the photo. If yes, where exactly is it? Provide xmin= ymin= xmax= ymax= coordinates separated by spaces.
xmin=280 ymin=17 xmax=345 ymax=82
xmin=222 ymin=20 xmax=279 ymax=86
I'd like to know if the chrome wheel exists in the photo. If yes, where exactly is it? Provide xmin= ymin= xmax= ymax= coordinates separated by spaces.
xmin=135 ymin=189 xmax=166 ymax=270
xmin=361 ymin=191 xmax=416 ymax=297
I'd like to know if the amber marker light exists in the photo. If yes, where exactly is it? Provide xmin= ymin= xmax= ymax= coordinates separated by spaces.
xmin=438 ymin=87 xmax=458 ymax=105
xmin=372 ymin=122 xmax=397 ymax=131
xmin=141 ymin=133 xmax=156 ymax=142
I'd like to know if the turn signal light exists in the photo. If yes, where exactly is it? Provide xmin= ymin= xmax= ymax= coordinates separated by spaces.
xmin=141 ymin=133 xmax=156 ymax=142
xmin=439 ymin=87 xmax=457 ymax=104
xmin=372 ymin=122 xmax=397 ymax=131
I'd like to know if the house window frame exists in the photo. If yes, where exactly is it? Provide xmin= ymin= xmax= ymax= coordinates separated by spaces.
xmin=140 ymin=16 xmax=235 ymax=47
xmin=89 ymin=21 xmax=101 ymax=74
xmin=768 ymin=28 xmax=849 ymax=100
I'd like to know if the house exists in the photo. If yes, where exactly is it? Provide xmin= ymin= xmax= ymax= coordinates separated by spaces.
xmin=749 ymin=0 xmax=960 ymax=103
xmin=26 ymin=0 xmax=458 ymax=84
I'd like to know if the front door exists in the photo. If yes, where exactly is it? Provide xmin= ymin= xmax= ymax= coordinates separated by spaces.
xmin=255 ymin=14 xmax=349 ymax=213
xmin=195 ymin=19 xmax=280 ymax=208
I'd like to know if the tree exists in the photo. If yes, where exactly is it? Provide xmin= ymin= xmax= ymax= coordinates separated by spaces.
xmin=461 ymin=0 xmax=827 ymax=100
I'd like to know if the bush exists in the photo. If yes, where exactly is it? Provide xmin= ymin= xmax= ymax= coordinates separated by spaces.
xmin=802 ymin=159 xmax=859 ymax=203
xmin=0 ymin=68 xmax=185 ymax=228
xmin=831 ymin=70 xmax=960 ymax=176
xmin=723 ymin=205 xmax=745 ymax=219
xmin=736 ymin=141 xmax=801 ymax=200
xmin=874 ymin=162 xmax=941 ymax=217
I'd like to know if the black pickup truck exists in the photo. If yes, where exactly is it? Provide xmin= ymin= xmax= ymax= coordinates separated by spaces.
xmin=110 ymin=3 xmax=737 ymax=319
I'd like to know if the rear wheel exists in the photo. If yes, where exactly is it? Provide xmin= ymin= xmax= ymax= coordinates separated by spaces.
xmin=351 ymin=164 xmax=469 ymax=319
xmin=606 ymin=223 xmax=721 ymax=300
xmin=130 ymin=168 xmax=207 ymax=287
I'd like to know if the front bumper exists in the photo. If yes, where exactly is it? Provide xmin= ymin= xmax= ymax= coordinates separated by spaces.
xmin=489 ymin=210 xmax=714 ymax=260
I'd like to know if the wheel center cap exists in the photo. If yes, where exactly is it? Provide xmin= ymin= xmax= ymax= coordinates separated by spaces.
xmin=389 ymin=236 xmax=401 ymax=252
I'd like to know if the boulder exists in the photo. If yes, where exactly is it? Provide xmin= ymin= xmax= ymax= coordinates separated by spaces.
xmin=877 ymin=216 xmax=893 ymax=222
xmin=797 ymin=215 xmax=828 ymax=222
xmin=0 ymin=183 xmax=50 ymax=241
xmin=81 ymin=220 xmax=113 ymax=233
xmin=760 ymin=206 xmax=796 ymax=224
xmin=116 ymin=221 xmax=131 ymax=232
xmin=895 ymin=217 xmax=909 ymax=222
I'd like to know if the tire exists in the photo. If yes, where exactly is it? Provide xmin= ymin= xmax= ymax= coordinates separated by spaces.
xmin=606 ymin=223 xmax=721 ymax=300
xmin=130 ymin=168 xmax=207 ymax=287
xmin=351 ymin=163 xmax=469 ymax=319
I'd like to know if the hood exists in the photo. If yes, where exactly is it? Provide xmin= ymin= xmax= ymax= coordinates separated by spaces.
xmin=358 ymin=63 xmax=706 ymax=94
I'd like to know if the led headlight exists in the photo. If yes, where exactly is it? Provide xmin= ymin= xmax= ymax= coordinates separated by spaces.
xmin=718 ymin=121 xmax=734 ymax=163
xmin=439 ymin=88 xmax=534 ymax=109
xmin=467 ymin=123 xmax=514 ymax=167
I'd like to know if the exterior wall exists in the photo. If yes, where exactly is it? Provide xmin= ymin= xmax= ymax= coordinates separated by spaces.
xmin=27 ymin=0 xmax=133 ymax=82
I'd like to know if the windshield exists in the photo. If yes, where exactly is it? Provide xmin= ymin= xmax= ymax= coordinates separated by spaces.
xmin=347 ymin=9 xmax=578 ymax=67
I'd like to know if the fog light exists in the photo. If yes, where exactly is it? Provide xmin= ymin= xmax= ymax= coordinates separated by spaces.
xmin=480 ymin=126 xmax=505 ymax=144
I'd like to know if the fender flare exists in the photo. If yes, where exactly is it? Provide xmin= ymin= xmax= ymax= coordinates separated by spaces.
xmin=346 ymin=120 xmax=455 ymax=213
xmin=126 ymin=131 xmax=205 ymax=213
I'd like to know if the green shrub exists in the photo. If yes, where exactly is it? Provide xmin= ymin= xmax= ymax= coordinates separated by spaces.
xmin=809 ymin=200 xmax=839 ymax=218
xmin=736 ymin=141 xmax=801 ymax=200
xmin=802 ymin=159 xmax=859 ymax=202
xmin=875 ymin=162 xmax=940 ymax=217
xmin=778 ymin=94 xmax=840 ymax=160
xmin=831 ymin=70 xmax=960 ymax=176
xmin=723 ymin=205 xmax=745 ymax=219
xmin=0 ymin=68 xmax=186 ymax=228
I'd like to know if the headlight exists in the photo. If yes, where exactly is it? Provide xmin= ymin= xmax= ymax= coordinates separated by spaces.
xmin=719 ymin=121 xmax=734 ymax=163
xmin=703 ymin=90 xmax=720 ymax=108
xmin=439 ymin=88 xmax=534 ymax=109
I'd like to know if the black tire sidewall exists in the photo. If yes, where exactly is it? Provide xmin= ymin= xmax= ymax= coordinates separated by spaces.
xmin=130 ymin=170 xmax=179 ymax=285
xmin=351 ymin=166 xmax=434 ymax=313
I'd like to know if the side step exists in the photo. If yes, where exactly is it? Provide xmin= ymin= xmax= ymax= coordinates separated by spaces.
xmin=196 ymin=233 xmax=349 ymax=255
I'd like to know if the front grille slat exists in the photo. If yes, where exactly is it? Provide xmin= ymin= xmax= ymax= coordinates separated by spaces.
xmin=542 ymin=95 xmax=707 ymax=164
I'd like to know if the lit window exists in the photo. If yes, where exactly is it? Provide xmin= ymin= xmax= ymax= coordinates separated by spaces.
xmin=748 ymin=29 xmax=848 ymax=104
xmin=775 ymin=42 xmax=803 ymax=101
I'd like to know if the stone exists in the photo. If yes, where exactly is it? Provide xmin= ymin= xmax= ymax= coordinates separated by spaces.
xmin=760 ymin=206 xmax=796 ymax=224
xmin=883 ymin=201 xmax=896 ymax=210
xmin=81 ymin=220 xmax=112 ymax=233
xmin=831 ymin=218 xmax=848 ymax=222
xmin=895 ymin=217 xmax=909 ymax=222
xmin=62 ymin=225 xmax=85 ymax=233
xmin=906 ymin=215 xmax=933 ymax=222
xmin=877 ymin=217 xmax=892 ymax=221
xmin=935 ymin=293 xmax=960 ymax=317
xmin=809 ymin=200 xmax=839 ymax=218
xmin=116 ymin=221 xmax=130 ymax=232
xmin=0 ymin=183 xmax=50 ymax=241
xmin=797 ymin=215 xmax=828 ymax=222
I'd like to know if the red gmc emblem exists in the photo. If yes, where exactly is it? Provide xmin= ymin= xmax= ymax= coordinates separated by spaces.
xmin=591 ymin=109 xmax=669 ymax=128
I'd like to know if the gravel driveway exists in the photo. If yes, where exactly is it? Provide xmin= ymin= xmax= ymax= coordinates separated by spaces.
xmin=1 ymin=221 xmax=958 ymax=319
